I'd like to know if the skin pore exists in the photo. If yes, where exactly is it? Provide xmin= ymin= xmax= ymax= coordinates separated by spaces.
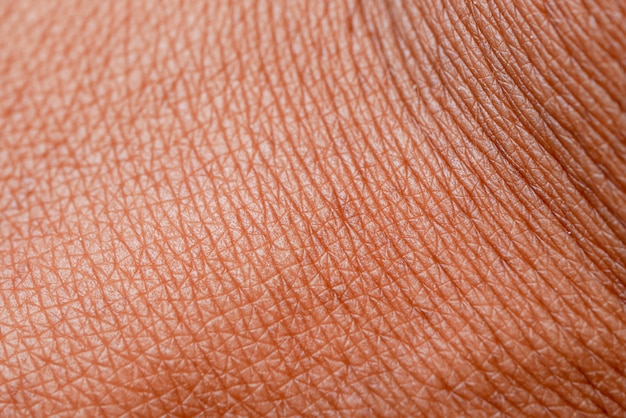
xmin=0 ymin=0 xmax=624 ymax=416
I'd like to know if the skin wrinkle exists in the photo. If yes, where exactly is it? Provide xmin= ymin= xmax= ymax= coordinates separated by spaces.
xmin=546 ymin=0 xmax=624 ymax=128
xmin=255 ymin=0 xmax=472 ymax=410
xmin=320 ymin=7 xmax=518 ymax=413
xmin=424 ymin=0 xmax=608 ymax=264
xmin=436 ymin=0 xmax=626 ymax=352
xmin=376 ymin=0 xmax=624 ymax=414
xmin=442 ymin=4 xmax=624 ymax=366
xmin=246 ymin=5 xmax=422 ymax=412
xmin=386 ymin=0 xmax=624 ymax=412
xmin=0 ymin=0 xmax=625 ymax=416
xmin=471 ymin=0 xmax=626 ymax=249
xmin=400 ymin=0 xmax=624 ymax=290
xmin=275 ymin=0 xmax=421 ymax=390
xmin=202 ymin=6 xmax=315 ymax=414
xmin=282 ymin=4 xmax=512 ymax=414
xmin=390 ymin=0 xmax=620 ymax=314
xmin=191 ymin=7 xmax=346 ymax=414
xmin=386 ymin=0 xmax=576 ymax=386
xmin=466 ymin=0 xmax=626 ymax=248
xmin=266 ymin=1 xmax=616 ymax=414
xmin=310 ymin=50 xmax=447 ymax=418
xmin=249 ymin=13 xmax=389 ymax=415
xmin=322 ymin=32 xmax=456 ymax=415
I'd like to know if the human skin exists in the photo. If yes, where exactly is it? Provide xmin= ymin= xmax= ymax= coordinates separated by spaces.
xmin=0 ymin=0 xmax=624 ymax=416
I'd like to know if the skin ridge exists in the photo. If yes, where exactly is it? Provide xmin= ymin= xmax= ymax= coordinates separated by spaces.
xmin=381 ymin=0 xmax=626 ymax=285
xmin=0 ymin=0 xmax=624 ymax=416
xmin=366 ymin=0 xmax=626 ymax=413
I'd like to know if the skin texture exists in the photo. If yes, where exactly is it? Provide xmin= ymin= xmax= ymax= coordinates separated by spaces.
xmin=0 ymin=0 xmax=625 ymax=416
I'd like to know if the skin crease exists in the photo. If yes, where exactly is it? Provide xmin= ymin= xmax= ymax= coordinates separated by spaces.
xmin=0 ymin=0 xmax=624 ymax=416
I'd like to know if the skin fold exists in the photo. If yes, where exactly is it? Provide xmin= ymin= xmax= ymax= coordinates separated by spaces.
xmin=0 ymin=0 xmax=624 ymax=416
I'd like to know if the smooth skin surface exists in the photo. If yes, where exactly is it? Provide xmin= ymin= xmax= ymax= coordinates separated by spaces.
xmin=0 ymin=0 xmax=625 ymax=416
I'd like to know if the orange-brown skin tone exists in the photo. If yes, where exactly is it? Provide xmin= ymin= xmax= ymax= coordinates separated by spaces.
xmin=0 ymin=0 xmax=624 ymax=416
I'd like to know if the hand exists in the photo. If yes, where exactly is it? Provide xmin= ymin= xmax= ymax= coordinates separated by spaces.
xmin=1 ymin=0 xmax=624 ymax=415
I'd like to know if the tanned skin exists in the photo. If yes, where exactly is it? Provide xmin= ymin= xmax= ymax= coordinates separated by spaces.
xmin=0 ymin=0 xmax=624 ymax=416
